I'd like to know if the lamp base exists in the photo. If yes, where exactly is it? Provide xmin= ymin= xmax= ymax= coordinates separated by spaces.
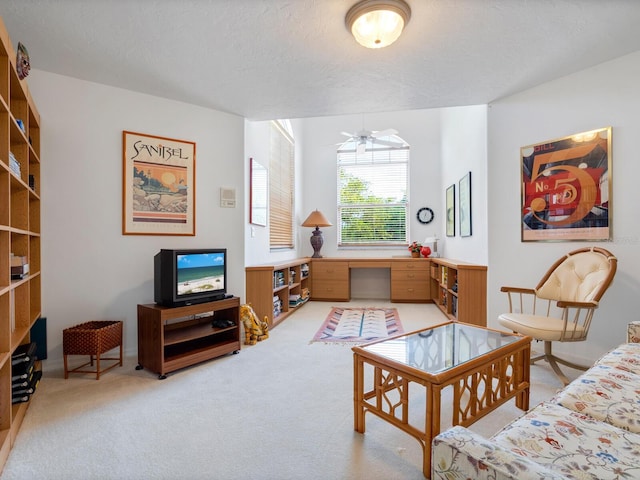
xmin=310 ymin=228 xmax=324 ymax=258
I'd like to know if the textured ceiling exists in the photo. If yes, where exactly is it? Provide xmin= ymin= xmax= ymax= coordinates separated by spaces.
xmin=3 ymin=1 xmax=640 ymax=120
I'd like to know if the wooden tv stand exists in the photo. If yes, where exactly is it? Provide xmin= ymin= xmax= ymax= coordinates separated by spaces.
xmin=136 ymin=297 xmax=241 ymax=379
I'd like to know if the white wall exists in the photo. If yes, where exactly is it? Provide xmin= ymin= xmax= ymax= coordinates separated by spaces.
xmin=300 ymin=111 xmax=444 ymax=298
xmin=29 ymin=71 xmax=245 ymax=365
xmin=439 ymin=105 xmax=489 ymax=264
xmin=299 ymin=110 xmax=443 ymax=256
xmin=488 ymin=50 xmax=640 ymax=363
xmin=244 ymin=118 xmax=306 ymax=266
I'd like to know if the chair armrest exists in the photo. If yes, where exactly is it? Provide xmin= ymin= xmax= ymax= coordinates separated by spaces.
xmin=555 ymin=300 xmax=598 ymax=309
xmin=432 ymin=426 xmax=568 ymax=480
xmin=500 ymin=286 xmax=535 ymax=295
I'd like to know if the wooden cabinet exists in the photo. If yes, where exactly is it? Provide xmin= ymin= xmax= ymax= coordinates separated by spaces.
xmin=245 ymin=258 xmax=311 ymax=328
xmin=310 ymin=259 xmax=350 ymax=301
xmin=390 ymin=259 xmax=431 ymax=302
xmin=137 ymin=298 xmax=241 ymax=379
xmin=0 ymin=16 xmax=42 ymax=473
xmin=429 ymin=258 xmax=487 ymax=326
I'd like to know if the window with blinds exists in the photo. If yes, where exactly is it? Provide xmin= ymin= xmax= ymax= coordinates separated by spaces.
xmin=337 ymin=138 xmax=409 ymax=246
xmin=269 ymin=120 xmax=294 ymax=249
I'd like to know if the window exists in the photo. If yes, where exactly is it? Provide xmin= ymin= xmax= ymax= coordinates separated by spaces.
xmin=269 ymin=120 xmax=294 ymax=249
xmin=337 ymin=135 xmax=409 ymax=246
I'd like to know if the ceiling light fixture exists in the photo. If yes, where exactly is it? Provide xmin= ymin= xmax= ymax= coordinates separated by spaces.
xmin=345 ymin=0 xmax=411 ymax=49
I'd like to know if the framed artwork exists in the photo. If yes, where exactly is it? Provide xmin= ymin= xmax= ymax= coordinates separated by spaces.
xmin=122 ymin=131 xmax=196 ymax=235
xmin=250 ymin=158 xmax=268 ymax=226
xmin=446 ymin=184 xmax=455 ymax=237
xmin=459 ymin=172 xmax=472 ymax=237
xmin=521 ymin=127 xmax=612 ymax=242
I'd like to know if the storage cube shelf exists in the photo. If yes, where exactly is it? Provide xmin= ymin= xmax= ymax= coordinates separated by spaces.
xmin=245 ymin=258 xmax=311 ymax=328
xmin=0 ymin=15 xmax=42 ymax=474
xmin=429 ymin=258 xmax=487 ymax=326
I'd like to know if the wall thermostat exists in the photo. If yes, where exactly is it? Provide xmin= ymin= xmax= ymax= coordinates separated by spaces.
xmin=220 ymin=187 xmax=236 ymax=208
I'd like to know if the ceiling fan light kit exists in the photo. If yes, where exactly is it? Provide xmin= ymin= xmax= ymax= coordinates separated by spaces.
xmin=340 ymin=127 xmax=405 ymax=152
xmin=346 ymin=0 xmax=411 ymax=49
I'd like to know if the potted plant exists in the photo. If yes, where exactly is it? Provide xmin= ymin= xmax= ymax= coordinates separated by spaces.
xmin=408 ymin=241 xmax=422 ymax=258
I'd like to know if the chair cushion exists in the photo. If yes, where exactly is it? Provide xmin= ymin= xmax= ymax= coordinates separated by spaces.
xmin=498 ymin=313 xmax=585 ymax=341
xmin=553 ymin=363 xmax=640 ymax=433
xmin=492 ymin=401 xmax=640 ymax=479
xmin=536 ymin=250 xmax=613 ymax=302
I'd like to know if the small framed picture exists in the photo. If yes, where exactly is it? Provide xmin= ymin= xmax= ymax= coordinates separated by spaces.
xmin=459 ymin=172 xmax=471 ymax=237
xmin=446 ymin=184 xmax=455 ymax=237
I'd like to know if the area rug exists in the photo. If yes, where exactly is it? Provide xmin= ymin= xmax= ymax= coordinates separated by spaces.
xmin=310 ymin=307 xmax=403 ymax=344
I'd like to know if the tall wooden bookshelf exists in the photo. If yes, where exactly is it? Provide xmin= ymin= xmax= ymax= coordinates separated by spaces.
xmin=0 ymin=16 xmax=42 ymax=473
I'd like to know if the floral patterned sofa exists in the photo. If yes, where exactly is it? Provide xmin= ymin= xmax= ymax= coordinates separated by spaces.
xmin=431 ymin=322 xmax=640 ymax=480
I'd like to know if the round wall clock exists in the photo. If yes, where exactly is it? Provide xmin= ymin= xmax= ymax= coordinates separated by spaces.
xmin=416 ymin=207 xmax=434 ymax=224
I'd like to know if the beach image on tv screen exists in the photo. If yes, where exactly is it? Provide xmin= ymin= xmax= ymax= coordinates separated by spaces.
xmin=176 ymin=253 xmax=224 ymax=296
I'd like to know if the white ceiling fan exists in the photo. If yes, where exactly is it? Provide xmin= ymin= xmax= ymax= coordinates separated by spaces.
xmin=339 ymin=128 xmax=406 ymax=154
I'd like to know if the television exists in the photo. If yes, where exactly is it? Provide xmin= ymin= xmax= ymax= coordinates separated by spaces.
xmin=154 ymin=248 xmax=228 ymax=307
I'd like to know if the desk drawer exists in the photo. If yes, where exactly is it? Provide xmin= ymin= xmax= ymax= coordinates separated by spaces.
xmin=312 ymin=261 xmax=349 ymax=279
xmin=391 ymin=259 xmax=430 ymax=272
xmin=311 ymin=279 xmax=350 ymax=301
xmin=391 ymin=270 xmax=430 ymax=283
xmin=391 ymin=279 xmax=430 ymax=301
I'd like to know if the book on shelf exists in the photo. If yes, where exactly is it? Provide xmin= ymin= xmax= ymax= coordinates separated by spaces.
xmin=273 ymin=271 xmax=285 ymax=288
xmin=12 ymin=393 xmax=30 ymax=404
xmin=12 ymin=369 xmax=41 ymax=395
xmin=12 ymin=342 xmax=36 ymax=364
xmin=12 ymin=355 xmax=36 ymax=378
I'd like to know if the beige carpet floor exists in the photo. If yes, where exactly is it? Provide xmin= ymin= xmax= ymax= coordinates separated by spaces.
xmin=0 ymin=300 xmax=578 ymax=480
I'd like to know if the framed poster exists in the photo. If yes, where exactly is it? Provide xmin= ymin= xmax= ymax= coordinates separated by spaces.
xmin=459 ymin=172 xmax=472 ymax=237
xmin=446 ymin=184 xmax=455 ymax=237
xmin=122 ymin=131 xmax=196 ymax=235
xmin=521 ymin=127 xmax=611 ymax=242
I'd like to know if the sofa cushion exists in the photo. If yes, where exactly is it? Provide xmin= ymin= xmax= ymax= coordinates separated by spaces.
xmin=432 ymin=426 xmax=569 ymax=480
xmin=594 ymin=342 xmax=640 ymax=375
xmin=554 ymin=364 xmax=640 ymax=433
xmin=491 ymin=401 xmax=640 ymax=479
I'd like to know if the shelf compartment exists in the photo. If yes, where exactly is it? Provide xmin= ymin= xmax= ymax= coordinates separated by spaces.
xmin=163 ymin=316 xmax=237 ymax=346
xmin=9 ymin=180 xmax=28 ymax=231
xmin=29 ymin=273 xmax=40 ymax=323
xmin=163 ymin=337 xmax=239 ymax=372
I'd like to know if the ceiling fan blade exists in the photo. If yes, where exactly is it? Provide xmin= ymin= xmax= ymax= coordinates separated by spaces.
xmin=373 ymin=138 xmax=406 ymax=148
xmin=371 ymin=128 xmax=398 ymax=138
xmin=341 ymin=131 xmax=354 ymax=137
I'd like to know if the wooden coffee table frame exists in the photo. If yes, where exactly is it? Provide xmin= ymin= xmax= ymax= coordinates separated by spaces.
xmin=352 ymin=321 xmax=531 ymax=478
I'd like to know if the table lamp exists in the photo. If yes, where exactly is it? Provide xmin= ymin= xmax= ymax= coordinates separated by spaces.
xmin=301 ymin=210 xmax=332 ymax=258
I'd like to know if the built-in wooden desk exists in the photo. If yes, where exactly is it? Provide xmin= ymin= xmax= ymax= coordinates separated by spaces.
xmin=310 ymin=257 xmax=431 ymax=303
xmin=245 ymin=257 xmax=487 ymax=328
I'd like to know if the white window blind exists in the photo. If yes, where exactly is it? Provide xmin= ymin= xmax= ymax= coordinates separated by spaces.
xmin=337 ymin=142 xmax=409 ymax=246
xmin=269 ymin=121 xmax=294 ymax=249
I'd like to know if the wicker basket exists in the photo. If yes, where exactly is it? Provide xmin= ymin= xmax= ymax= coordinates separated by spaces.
xmin=63 ymin=320 xmax=123 ymax=379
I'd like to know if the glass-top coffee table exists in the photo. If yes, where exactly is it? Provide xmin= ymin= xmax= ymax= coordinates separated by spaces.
xmin=352 ymin=321 xmax=531 ymax=478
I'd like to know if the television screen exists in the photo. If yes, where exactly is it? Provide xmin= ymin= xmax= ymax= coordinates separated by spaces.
xmin=176 ymin=251 xmax=226 ymax=297
xmin=154 ymin=248 xmax=227 ymax=307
